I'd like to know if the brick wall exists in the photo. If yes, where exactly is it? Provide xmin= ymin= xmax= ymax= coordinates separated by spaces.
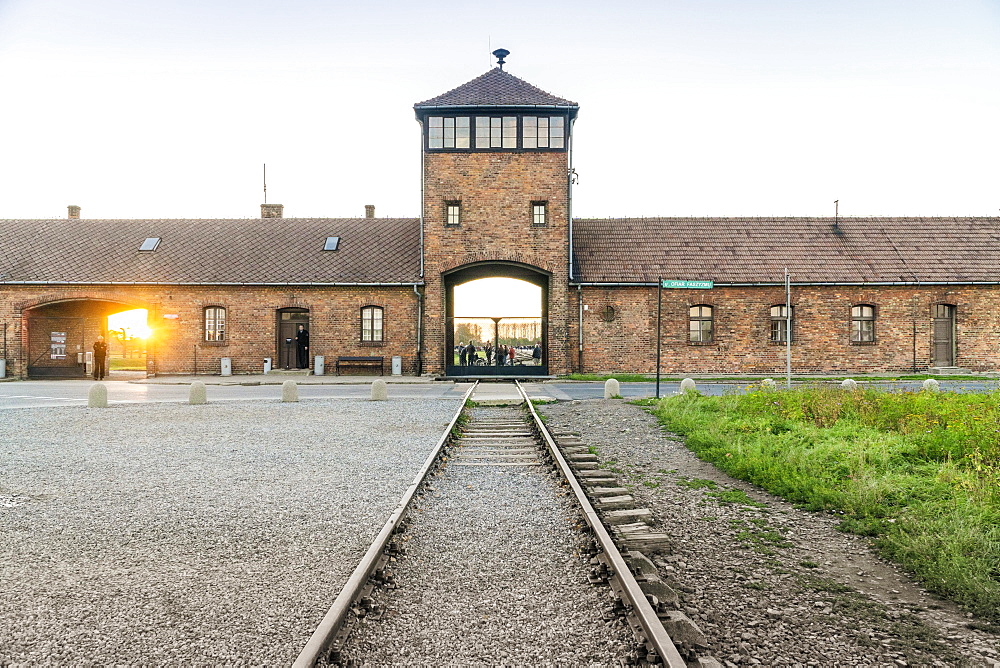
xmin=576 ymin=284 xmax=1000 ymax=374
xmin=1 ymin=285 xmax=419 ymax=377
xmin=421 ymin=150 xmax=572 ymax=374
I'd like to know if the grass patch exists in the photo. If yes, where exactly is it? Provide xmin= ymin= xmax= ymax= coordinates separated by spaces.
xmin=109 ymin=357 xmax=145 ymax=371
xmin=676 ymin=477 xmax=718 ymax=490
xmin=651 ymin=386 xmax=1000 ymax=623
xmin=564 ymin=373 xmax=652 ymax=382
xmin=530 ymin=398 xmax=558 ymax=406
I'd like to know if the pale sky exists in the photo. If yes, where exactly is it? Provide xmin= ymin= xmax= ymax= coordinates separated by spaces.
xmin=454 ymin=278 xmax=542 ymax=318
xmin=1 ymin=0 xmax=997 ymax=220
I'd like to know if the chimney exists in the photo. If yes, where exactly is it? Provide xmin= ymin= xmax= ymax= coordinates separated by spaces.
xmin=365 ymin=204 xmax=375 ymax=219
xmin=261 ymin=203 xmax=284 ymax=219
xmin=68 ymin=205 xmax=81 ymax=219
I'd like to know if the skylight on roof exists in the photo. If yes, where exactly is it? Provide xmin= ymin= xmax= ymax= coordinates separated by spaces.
xmin=323 ymin=236 xmax=340 ymax=251
xmin=139 ymin=237 xmax=161 ymax=252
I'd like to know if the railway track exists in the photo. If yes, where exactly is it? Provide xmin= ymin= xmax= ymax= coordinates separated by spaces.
xmin=294 ymin=381 xmax=695 ymax=667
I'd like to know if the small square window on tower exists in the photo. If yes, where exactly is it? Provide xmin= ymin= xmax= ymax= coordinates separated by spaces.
xmin=445 ymin=201 xmax=461 ymax=226
xmin=531 ymin=201 xmax=547 ymax=227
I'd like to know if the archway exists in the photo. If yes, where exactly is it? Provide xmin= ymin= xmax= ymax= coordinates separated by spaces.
xmin=25 ymin=299 xmax=150 ymax=379
xmin=444 ymin=262 xmax=549 ymax=376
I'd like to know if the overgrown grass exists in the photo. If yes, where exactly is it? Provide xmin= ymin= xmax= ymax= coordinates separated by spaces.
xmin=652 ymin=385 xmax=1000 ymax=623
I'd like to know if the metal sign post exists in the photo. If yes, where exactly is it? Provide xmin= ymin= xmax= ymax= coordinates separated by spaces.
xmin=657 ymin=279 xmax=714 ymax=399
xmin=785 ymin=268 xmax=791 ymax=389
xmin=655 ymin=278 xmax=662 ymax=399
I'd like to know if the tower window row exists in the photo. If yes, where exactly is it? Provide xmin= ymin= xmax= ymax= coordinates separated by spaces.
xmin=427 ymin=115 xmax=565 ymax=150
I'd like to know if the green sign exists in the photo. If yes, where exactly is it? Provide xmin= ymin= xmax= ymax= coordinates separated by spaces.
xmin=661 ymin=279 xmax=714 ymax=289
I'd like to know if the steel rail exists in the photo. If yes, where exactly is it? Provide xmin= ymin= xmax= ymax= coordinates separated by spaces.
xmin=293 ymin=381 xmax=478 ymax=667
xmin=517 ymin=382 xmax=687 ymax=668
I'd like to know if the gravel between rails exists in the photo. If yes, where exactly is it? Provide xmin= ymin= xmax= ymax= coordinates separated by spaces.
xmin=0 ymin=399 xmax=462 ymax=665
xmin=538 ymin=399 xmax=1000 ymax=668
xmin=341 ymin=406 xmax=632 ymax=666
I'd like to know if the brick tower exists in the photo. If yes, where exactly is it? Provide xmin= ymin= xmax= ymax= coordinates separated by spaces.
xmin=414 ymin=52 xmax=579 ymax=375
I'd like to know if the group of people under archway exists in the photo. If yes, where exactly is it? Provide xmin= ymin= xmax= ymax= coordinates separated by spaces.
xmin=458 ymin=340 xmax=542 ymax=367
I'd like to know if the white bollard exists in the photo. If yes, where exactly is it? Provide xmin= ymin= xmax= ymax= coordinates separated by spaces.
xmin=679 ymin=378 xmax=697 ymax=393
xmin=604 ymin=378 xmax=620 ymax=399
xmin=922 ymin=378 xmax=940 ymax=393
xmin=189 ymin=381 xmax=207 ymax=405
xmin=371 ymin=378 xmax=388 ymax=401
xmin=761 ymin=378 xmax=777 ymax=390
xmin=88 ymin=383 xmax=108 ymax=408
xmin=841 ymin=378 xmax=858 ymax=391
xmin=282 ymin=380 xmax=299 ymax=402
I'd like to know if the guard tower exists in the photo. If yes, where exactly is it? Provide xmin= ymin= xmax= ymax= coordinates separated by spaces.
xmin=414 ymin=51 xmax=579 ymax=375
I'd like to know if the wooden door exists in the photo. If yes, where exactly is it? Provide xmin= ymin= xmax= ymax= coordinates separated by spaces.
xmin=931 ymin=304 xmax=955 ymax=367
xmin=276 ymin=309 xmax=309 ymax=369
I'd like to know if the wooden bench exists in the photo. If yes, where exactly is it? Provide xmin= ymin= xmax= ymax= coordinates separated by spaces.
xmin=336 ymin=356 xmax=385 ymax=375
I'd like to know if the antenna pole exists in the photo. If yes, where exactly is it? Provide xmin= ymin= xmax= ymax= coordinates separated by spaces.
xmin=264 ymin=164 xmax=267 ymax=204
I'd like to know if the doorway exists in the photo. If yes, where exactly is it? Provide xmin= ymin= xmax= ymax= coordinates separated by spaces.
xmin=444 ymin=262 xmax=548 ymax=377
xmin=277 ymin=308 xmax=310 ymax=369
xmin=931 ymin=304 xmax=955 ymax=367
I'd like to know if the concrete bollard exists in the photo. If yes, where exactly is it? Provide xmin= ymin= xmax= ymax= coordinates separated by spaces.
xmin=189 ymin=381 xmax=207 ymax=405
xmin=604 ymin=378 xmax=620 ymax=399
xmin=841 ymin=378 xmax=858 ymax=391
xmin=679 ymin=378 xmax=697 ymax=393
xmin=922 ymin=378 xmax=940 ymax=393
xmin=282 ymin=380 xmax=299 ymax=402
xmin=760 ymin=378 xmax=777 ymax=390
xmin=371 ymin=378 xmax=388 ymax=401
xmin=88 ymin=383 xmax=108 ymax=408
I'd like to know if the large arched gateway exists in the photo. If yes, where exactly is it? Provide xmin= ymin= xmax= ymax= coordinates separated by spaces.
xmin=24 ymin=298 xmax=150 ymax=378
xmin=444 ymin=262 xmax=549 ymax=376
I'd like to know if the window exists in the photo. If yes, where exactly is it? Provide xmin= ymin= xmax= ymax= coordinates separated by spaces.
xmin=475 ymin=116 xmax=517 ymax=148
xmin=851 ymin=305 xmax=875 ymax=343
xmin=770 ymin=305 xmax=793 ymax=343
xmin=323 ymin=236 xmax=340 ymax=251
xmin=522 ymin=116 xmax=565 ymax=149
xmin=204 ymin=306 xmax=226 ymax=342
xmin=427 ymin=116 xmax=470 ymax=149
xmin=361 ymin=306 xmax=383 ymax=342
xmin=446 ymin=201 xmax=461 ymax=226
xmin=531 ymin=201 xmax=547 ymax=227
xmin=689 ymin=305 xmax=713 ymax=343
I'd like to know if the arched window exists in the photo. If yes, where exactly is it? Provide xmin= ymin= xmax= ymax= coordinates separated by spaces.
xmin=689 ymin=305 xmax=713 ymax=343
xmin=361 ymin=306 xmax=384 ymax=342
xmin=851 ymin=304 xmax=876 ymax=343
xmin=770 ymin=305 xmax=793 ymax=343
xmin=204 ymin=306 xmax=226 ymax=342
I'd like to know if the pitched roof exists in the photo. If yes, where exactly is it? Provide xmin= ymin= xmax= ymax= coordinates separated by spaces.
xmin=415 ymin=68 xmax=578 ymax=109
xmin=0 ymin=217 xmax=422 ymax=284
xmin=571 ymin=217 xmax=1000 ymax=284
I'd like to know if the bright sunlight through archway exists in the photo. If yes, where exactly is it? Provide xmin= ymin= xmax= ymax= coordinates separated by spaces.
xmin=453 ymin=278 xmax=541 ymax=318
xmin=106 ymin=309 xmax=152 ymax=339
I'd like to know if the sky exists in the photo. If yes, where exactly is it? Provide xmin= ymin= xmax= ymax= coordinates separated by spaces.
xmin=0 ymin=0 xmax=998 ymax=221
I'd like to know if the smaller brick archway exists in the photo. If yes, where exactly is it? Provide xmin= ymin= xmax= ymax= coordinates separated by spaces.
xmin=443 ymin=261 xmax=550 ymax=376
xmin=23 ymin=298 xmax=147 ymax=378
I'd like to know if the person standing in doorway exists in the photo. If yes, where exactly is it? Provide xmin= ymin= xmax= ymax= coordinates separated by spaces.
xmin=93 ymin=335 xmax=108 ymax=380
xmin=295 ymin=324 xmax=310 ymax=369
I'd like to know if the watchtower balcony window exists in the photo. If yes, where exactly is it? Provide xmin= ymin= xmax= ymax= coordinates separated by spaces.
xmin=428 ymin=116 xmax=470 ymax=149
xmin=522 ymin=116 xmax=564 ymax=148
xmin=476 ymin=116 xmax=517 ymax=148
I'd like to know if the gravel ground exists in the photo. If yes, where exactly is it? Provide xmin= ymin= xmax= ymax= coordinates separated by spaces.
xmin=539 ymin=399 xmax=1000 ymax=667
xmin=0 ymin=399 xmax=461 ymax=665
xmin=342 ymin=406 xmax=632 ymax=666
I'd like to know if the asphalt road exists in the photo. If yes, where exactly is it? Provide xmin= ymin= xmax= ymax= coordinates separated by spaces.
xmin=2 ymin=378 xmax=998 ymax=410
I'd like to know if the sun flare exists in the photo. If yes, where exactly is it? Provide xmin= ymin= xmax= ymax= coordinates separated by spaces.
xmin=107 ymin=309 xmax=152 ymax=339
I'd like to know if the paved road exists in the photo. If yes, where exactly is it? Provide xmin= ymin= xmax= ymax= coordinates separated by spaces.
xmin=3 ymin=377 xmax=998 ymax=410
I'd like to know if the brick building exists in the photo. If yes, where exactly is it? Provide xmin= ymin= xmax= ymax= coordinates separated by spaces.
xmin=1 ymin=58 xmax=998 ymax=378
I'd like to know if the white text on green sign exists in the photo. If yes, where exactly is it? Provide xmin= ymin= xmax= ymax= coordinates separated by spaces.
xmin=661 ymin=279 xmax=714 ymax=289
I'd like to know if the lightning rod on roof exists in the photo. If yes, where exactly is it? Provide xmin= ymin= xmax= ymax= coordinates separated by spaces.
xmin=264 ymin=164 xmax=267 ymax=204
xmin=492 ymin=48 xmax=510 ymax=70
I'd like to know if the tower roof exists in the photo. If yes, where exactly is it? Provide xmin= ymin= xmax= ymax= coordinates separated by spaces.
xmin=414 ymin=68 xmax=578 ymax=110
